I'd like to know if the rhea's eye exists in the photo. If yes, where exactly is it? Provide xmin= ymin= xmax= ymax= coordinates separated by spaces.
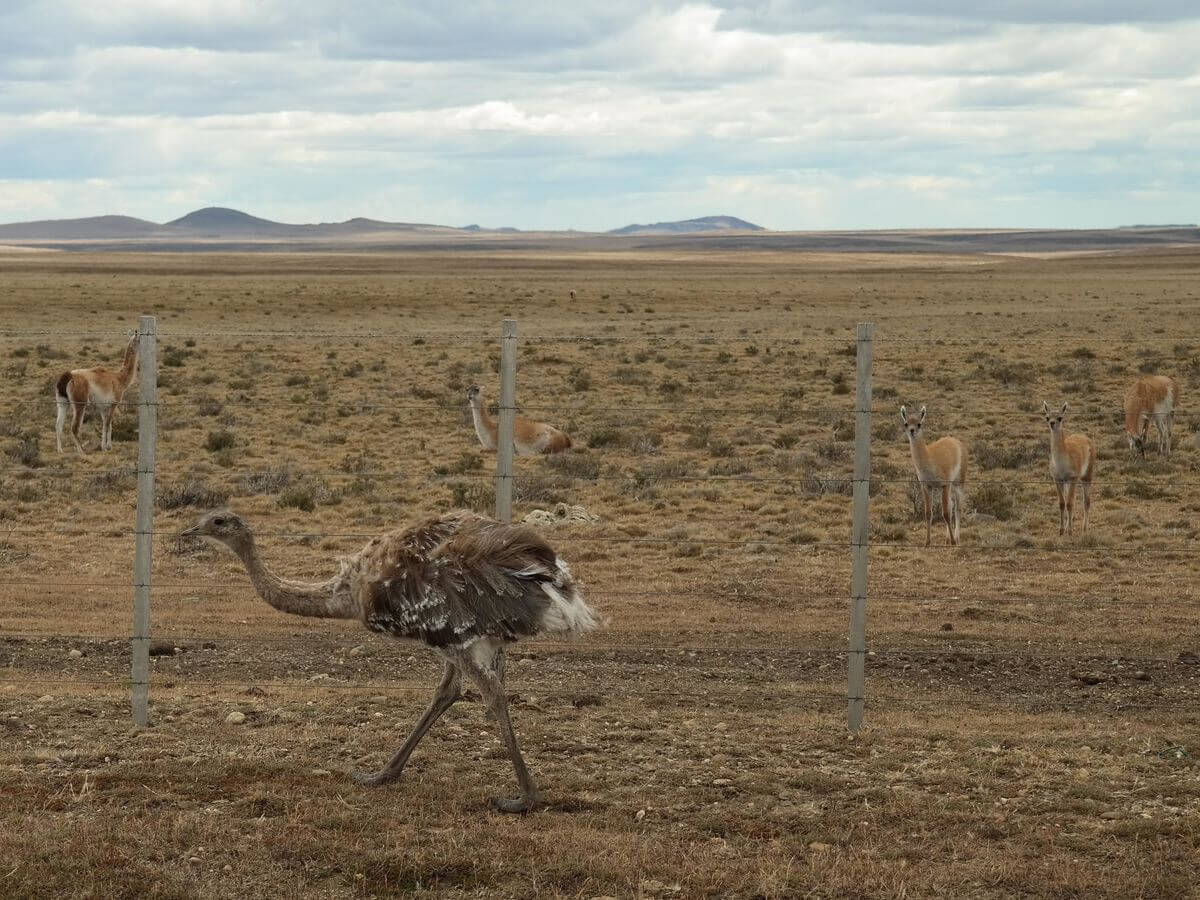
xmin=213 ymin=517 xmax=227 ymax=526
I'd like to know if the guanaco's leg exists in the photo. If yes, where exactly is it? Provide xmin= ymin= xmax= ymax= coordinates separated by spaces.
xmin=941 ymin=484 xmax=954 ymax=546
xmin=1068 ymin=481 xmax=1078 ymax=535
xmin=922 ymin=485 xmax=932 ymax=547
xmin=1055 ymin=481 xmax=1066 ymax=536
xmin=1081 ymin=481 xmax=1091 ymax=533
xmin=70 ymin=401 xmax=87 ymax=453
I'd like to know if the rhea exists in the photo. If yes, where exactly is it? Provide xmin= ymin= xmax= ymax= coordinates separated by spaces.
xmin=179 ymin=508 xmax=599 ymax=813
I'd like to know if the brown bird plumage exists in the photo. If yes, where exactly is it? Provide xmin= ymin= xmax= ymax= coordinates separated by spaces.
xmin=180 ymin=508 xmax=598 ymax=813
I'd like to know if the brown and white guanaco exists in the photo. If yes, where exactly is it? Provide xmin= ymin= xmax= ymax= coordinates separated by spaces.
xmin=54 ymin=333 xmax=139 ymax=453
xmin=1123 ymin=375 xmax=1180 ymax=458
xmin=1043 ymin=401 xmax=1096 ymax=536
xmin=901 ymin=405 xmax=967 ymax=547
xmin=466 ymin=385 xmax=572 ymax=455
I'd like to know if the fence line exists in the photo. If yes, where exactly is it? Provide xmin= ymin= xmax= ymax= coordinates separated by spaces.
xmin=0 ymin=315 xmax=1195 ymax=730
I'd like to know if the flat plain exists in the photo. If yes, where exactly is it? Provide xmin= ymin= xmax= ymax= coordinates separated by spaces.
xmin=0 ymin=246 xmax=1198 ymax=898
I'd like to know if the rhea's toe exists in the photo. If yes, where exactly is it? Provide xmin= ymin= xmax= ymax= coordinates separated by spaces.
xmin=489 ymin=794 xmax=540 ymax=814
xmin=351 ymin=770 xmax=395 ymax=787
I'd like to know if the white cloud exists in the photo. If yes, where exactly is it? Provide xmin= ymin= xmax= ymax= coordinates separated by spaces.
xmin=0 ymin=3 xmax=1198 ymax=229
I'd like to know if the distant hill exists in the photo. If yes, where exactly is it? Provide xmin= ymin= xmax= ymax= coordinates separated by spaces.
xmin=0 ymin=214 xmax=165 ymax=240
xmin=167 ymin=207 xmax=292 ymax=234
xmin=609 ymin=215 xmax=765 ymax=236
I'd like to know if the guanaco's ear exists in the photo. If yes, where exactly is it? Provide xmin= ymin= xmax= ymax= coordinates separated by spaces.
xmin=918 ymin=405 xmax=927 ymax=423
xmin=1042 ymin=401 xmax=1049 ymax=416
xmin=899 ymin=404 xmax=908 ymax=422
xmin=1060 ymin=402 xmax=1068 ymax=415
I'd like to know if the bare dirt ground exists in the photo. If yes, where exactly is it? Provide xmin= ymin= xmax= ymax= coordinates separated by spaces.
xmin=0 ymin=247 xmax=1198 ymax=898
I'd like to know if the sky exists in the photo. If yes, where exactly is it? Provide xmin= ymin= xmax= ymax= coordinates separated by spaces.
xmin=1 ymin=1 xmax=1198 ymax=231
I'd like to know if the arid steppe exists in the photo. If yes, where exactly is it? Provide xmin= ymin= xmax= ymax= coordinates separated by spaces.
xmin=0 ymin=246 xmax=1198 ymax=898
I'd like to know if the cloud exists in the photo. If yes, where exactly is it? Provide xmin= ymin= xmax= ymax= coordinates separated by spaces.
xmin=0 ymin=2 xmax=1198 ymax=229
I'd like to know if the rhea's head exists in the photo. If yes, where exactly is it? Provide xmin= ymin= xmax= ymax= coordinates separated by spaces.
xmin=1042 ymin=401 xmax=1068 ymax=433
xmin=899 ymin=404 xmax=927 ymax=441
xmin=179 ymin=508 xmax=252 ymax=552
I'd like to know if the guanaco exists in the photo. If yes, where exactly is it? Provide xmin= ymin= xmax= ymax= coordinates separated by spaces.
xmin=900 ymin=404 xmax=967 ymax=547
xmin=1042 ymin=401 xmax=1096 ymax=536
xmin=466 ymin=385 xmax=572 ymax=455
xmin=1124 ymin=375 xmax=1180 ymax=458
xmin=55 ymin=333 xmax=139 ymax=453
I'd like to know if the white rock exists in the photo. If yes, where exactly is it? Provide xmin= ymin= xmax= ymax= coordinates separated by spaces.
xmin=224 ymin=711 xmax=247 ymax=725
xmin=68 ymin=649 xmax=84 ymax=659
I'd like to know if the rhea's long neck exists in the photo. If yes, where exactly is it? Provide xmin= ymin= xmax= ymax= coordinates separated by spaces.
xmin=233 ymin=536 xmax=356 ymax=619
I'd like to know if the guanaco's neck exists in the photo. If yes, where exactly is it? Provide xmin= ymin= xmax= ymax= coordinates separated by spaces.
xmin=232 ymin=536 xmax=356 ymax=619
xmin=117 ymin=344 xmax=139 ymax=389
xmin=468 ymin=395 xmax=498 ymax=449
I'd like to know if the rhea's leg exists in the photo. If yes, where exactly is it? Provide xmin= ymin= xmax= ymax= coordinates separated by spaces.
xmin=352 ymin=659 xmax=461 ymax=787
xmin=457 ymin=645 xmax=541 ymax=814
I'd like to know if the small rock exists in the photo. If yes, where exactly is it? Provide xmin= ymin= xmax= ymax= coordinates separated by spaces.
xmin=68 ymin=649 xmax=84 ymax=660
xmin=1177 ymin=651 xmax=1199 ymax=665
xmin=1134 ymin=670 xmax=1150 ymax=681
xmin=635 ymin=808 xmax=646 ymax=821
xmin=516 ymin=657 xmax=535 ymax=668
xmin=36 ymin=694 xmax=53 ymax=703
xmin=712 ymin=778 xmax=732 ymax=787
xmin=808 ymin=841 xmax=832 ymax=852
xmin=148 ymin=642 xmax=176 ymax=657
xmin=188 ymin=857 xmax=201 ymax=864
xmin=941 ymin=622 xmax=953 ymax=631
xmin=1100 ymin=810 xmax=1122 ymax=820
xmin=311 ymin=768 xmax=331 ymax=776
xmin=348 ymin=645 xmax=367 ymax=657
xmin=224 ymin=711 xmax=246 ymax=725
xmin=222 ymin=865 xmax=232 ymax=874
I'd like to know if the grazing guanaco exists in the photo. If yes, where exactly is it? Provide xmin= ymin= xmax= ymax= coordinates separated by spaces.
xmin=466 ymin=385 xmax=572 ymax=455
xmin=1043 ymin=401 xmax=1096 ymax=536
xmin=900 ymin=405 xmax=967 ymax=547
xmin=1124 ymin=375 xmax=1180 ymax=458
xmin=54 ymin=333 xmax=139 ymax=453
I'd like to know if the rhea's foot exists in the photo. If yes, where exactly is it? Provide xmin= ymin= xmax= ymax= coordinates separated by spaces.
xmin=351 ymin=769 xmax=400 ymax=787
xmin=489 ymin=793 xmax=541 ymax=814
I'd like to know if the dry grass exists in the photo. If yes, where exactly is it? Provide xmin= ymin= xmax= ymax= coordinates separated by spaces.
xmin=0 ymin=247 xmax=1198 ymax=898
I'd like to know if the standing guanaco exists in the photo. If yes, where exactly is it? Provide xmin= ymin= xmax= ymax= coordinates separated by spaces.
xmin=900 ymin=405 xmax=967 ymax=547
xmin=1043 ymin=401 xmax=1097 ymax=536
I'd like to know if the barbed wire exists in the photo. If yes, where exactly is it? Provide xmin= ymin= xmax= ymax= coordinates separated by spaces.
xmin=2 ymin=631 xmax=1192 ymax=664
xmin=0 ymin=526 xmax=1193 ymax=553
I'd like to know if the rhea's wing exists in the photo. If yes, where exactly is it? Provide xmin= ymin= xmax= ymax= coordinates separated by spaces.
xmin=361 ymin=520 xmax=558 ymax=649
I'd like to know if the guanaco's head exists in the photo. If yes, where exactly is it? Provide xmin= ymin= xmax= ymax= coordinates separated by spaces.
xmin=179 ymin=508 xmax=251 ymax=553
xmin=899 ymin=404 xmax=927 ymax=441
xmin=1042 ymin=401 xmax=1068 ymax=434
xmin=466 ymin=384 xmax=481 ymax=405
xmin=1127 ymin=431 xmax=1147 ymax=458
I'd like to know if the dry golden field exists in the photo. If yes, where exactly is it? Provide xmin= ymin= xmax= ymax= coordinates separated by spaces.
xmin=0 ymin=247 xmax=1198 ymax=898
